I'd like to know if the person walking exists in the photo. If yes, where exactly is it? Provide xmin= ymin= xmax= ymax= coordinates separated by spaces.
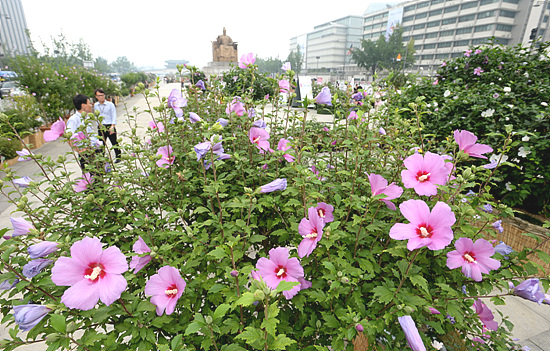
xmin=66 ymin=94 xmax=100 ymax=172
xmin=94 ymin=88 xmax=121 ymax=162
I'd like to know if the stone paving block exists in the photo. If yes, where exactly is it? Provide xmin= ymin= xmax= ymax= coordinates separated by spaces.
xmin=530 ymin=331 xmax=550 ymax=351
xmin=486 ymin=295 xmax=550 ymax=341
xmin=520 ymin=340 xmax=544 ymax=351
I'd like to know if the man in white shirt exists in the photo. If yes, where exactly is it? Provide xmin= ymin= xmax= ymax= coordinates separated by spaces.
xmin=66 ymin=94 xmax=99 ymax=171
xmin=94 ymin=88 xmax=121 ymax=162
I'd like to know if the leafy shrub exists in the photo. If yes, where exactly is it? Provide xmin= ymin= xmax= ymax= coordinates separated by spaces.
xmin=0 ymin=136 xmax=20 ymax=160
xmin=394 ymin=40 xmax=550 ymax=214
xmin=0 ymin=63 xmax=543 ymax=351
xmin=222 ymin=65 xmax=276 ymax=100
xmin=0 ymin=96 xmax=42 ymax=136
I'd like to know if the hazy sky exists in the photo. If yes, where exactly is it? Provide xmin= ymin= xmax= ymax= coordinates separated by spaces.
xmin=21 ymin=0 xmax=381 ymax=69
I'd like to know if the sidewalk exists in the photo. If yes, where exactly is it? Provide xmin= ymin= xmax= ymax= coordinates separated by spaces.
xmin=1 ymin=82 xmax=549 ymax=350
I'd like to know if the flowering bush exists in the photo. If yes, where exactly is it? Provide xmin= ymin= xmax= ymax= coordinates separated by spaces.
xmin=394 ymin=40 xmax=550 ymax=214
xmin=0 ymin=61 xmax=548 ymax=351
xmin=8 ymin=55 xmax=119 ymax=124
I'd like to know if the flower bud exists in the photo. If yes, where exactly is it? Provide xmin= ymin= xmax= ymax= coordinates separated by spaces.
xmin=403 ymin=306 xmax=414 ymax=314
xmin=205 ymin=316 xmax=213 ymax=324
xmin=137 ymin=82 xmax=145 ymax=89
xmin=230 ymin=270 xmax=238 ymax=278
xmin=94 ymin=109 xmax=100 ymax=117
xmin=316 ymin=320 xmax=322 ymax=329
xmin=254 ymin=290 xmax=265 ymax=300
xmin=356 ymin=324 xmax=364 ymax=332
xmin=46 ymin=333 xmax=61 ymax=342
xmin=66 ymin=321 xmax=77 ymax=333
xmin=85 ymin=194 xmax=94 ymax=202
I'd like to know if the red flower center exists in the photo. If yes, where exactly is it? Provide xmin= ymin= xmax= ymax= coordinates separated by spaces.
xmin=84 ymin=263 xmax=106 ymax=282
xmin=165 ymin=284 xmax=178 ymax=298
xmin=318 ymin=209 xmax=325 ymax=218
xmin=253 ymin=137 xmax=261 ymax=144
xmin=275 ymin=265 xmax=287 ymax=278
xmin=416 ymin=224 xmax=434 ymax=238
xmin=463 ymin=252 xmax=476 ymax=263
xmin=416 ymin=171 xmax=431 ymax=183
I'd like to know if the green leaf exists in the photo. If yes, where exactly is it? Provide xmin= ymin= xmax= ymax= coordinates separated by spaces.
xmin=171 ymin=334 xmax=183 ymax=350
xmin=136 ymin=301 xmax=157 ymax=312
xmin=409 ymin=275 xmax=429 ymax=293
xmin=235 ymin=292 xmax=256 ymax=306
xmin=213 ymin=303 xmax=232 ymax=320
xmin=151 ymin=315 xmax=173 ymax=328
xmin=275 ymin=280 xmax=300 ymax=293
xmin=372 ymin=285 xmax=394 ymax=304
xmin=184 ymin=321 xmax=204 ymax=335
xmin=49 ymin=314 xmax=66 ymax=334
xmin=537 ymin=250 xmax=550 ymax=264
xmin=235 ymin=326 xmax=264 ymax=348
xmin=271 ymin=334 xmax=296 ymax=350
xmin=221 ymin=345 xmax=247 ymax=351
xmin=208 ymin=247 xmax=228 ymax=259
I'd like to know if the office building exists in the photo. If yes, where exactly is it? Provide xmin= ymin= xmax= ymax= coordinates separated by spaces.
xmin=289 ymin=15 xmax=363 ymax=77
xmin=290 ymin=0 xmax=550 ymax=80
xmin=364 ymin=0 xmax=550 ymax=73
xmin=0 ymin=0 xmax=31 ymax=57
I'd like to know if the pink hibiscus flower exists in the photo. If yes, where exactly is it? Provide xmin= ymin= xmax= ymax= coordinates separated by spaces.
xmin=144 ymin=266 xmax=186 ymax=316
xmin=10 ymin=217 xmax=34 ymax=236
xmin=249 ymin=127 xmax=271 ymax=153
xmin=148 ymin=120 xmax=165 ymax=133
xmin=315 ymin=202 xmax=334 ymax=223
xmin=474 ymin=299 xmax=498 ymax=331
xmin=368 ymin=173 xmax=403 ymax=210
xmin=298 ymin=207 xmax=325 ymax=258
xmin=278 ymin=80 xmax=290 ymax=93
xmin=129 ymin=236 xmax=151 ymax=274
xmin=256 ymin=247 xmax=304 ymax=299
xmin=225 ymin=97 xmax=245 ymax=116
xmin=51 ymin=237 xmax=128 ymax=310
xmin=389 ymin=199 xmax=456 ymax=251
xmin=398 ymin=316 xmax=427 ymax=351
xmin=43 ymin=118 xmax=66 ymax=142
xmin=446 ymin=238 xmax=501 ymax=281
xmin=74 ymin=173 xmax=93 ymax=193
xmin=277 ymin=138 xmax=294 ymax=162
xmin=167 ymin=89 xmax=187 ymax=118
xmin=156 ymin=145 xmax=174 ymax=168
xmin=401 ymin=152 xmax=449 ymax=196
xmin=454 ymin=130 xmax=493 ymax=159
xmin=238 ymin=53 xmax=255 ymax=69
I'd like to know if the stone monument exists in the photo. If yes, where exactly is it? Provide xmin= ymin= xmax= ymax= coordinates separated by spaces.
xmin=212 ymin=28 xmax=238 ymax=62
xmin=203 ymin=28 xmax=239 ymax=77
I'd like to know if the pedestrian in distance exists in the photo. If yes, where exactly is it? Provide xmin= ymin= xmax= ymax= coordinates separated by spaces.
xmin=66 ymin=94 xmax=102 ymax=172
xmin=94 ymin=88 xmax=121 ymax=163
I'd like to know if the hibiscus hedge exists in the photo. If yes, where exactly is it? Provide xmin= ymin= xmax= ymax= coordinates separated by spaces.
xmin=393 ymin=40 xmax=550 ymax=215
xmin=0 ymin=60 xmax=546 ymax=350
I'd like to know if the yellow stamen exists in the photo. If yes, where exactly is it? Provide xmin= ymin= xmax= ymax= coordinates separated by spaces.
xmin=276 ymin=268 xmax=285 ymax=277
xmin=306 ymin=231 xmax=318 ymax=239
xmin=84 ymin=266 xmax=102 ymax=281
xmin=419 ymin=227 xmax=429 ymax=238
xmin=418 ymin=173 xmax=430 ymax=182
xmin=165 ymin=288 xmax=178 ymax=296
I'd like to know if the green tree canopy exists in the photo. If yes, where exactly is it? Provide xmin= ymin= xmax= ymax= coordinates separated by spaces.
xmin=350 ymin=27 xmax=415 ymax=76
xmin=255 ymin=57 xmax=283 ymax=75
xmin=286 ymin=45 xmax=304 ymax=74
xmin=111 ymin=56 xmax=137 ymax=74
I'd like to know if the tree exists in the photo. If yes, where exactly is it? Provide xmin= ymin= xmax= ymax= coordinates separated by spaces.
xmin=286 ymin=45 xmax=304 ymax=74
xmin=255 ymin=57 xmax=283 ymax=75
xmin=350 ymin=27 xmax=415 ymax=76
xmin=111 ymin=56 xmax=137 ymax=74
xmin=94 ymin=56 xmax=111 ymax=74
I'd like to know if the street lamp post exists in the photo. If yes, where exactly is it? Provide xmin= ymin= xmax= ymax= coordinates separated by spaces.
xmin=316 ymin=56 xmax=320 ymax=70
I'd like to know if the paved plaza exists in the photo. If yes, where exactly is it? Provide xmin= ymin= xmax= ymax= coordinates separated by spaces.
xmin=0 ymin=82 xmax=549 ymax=350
